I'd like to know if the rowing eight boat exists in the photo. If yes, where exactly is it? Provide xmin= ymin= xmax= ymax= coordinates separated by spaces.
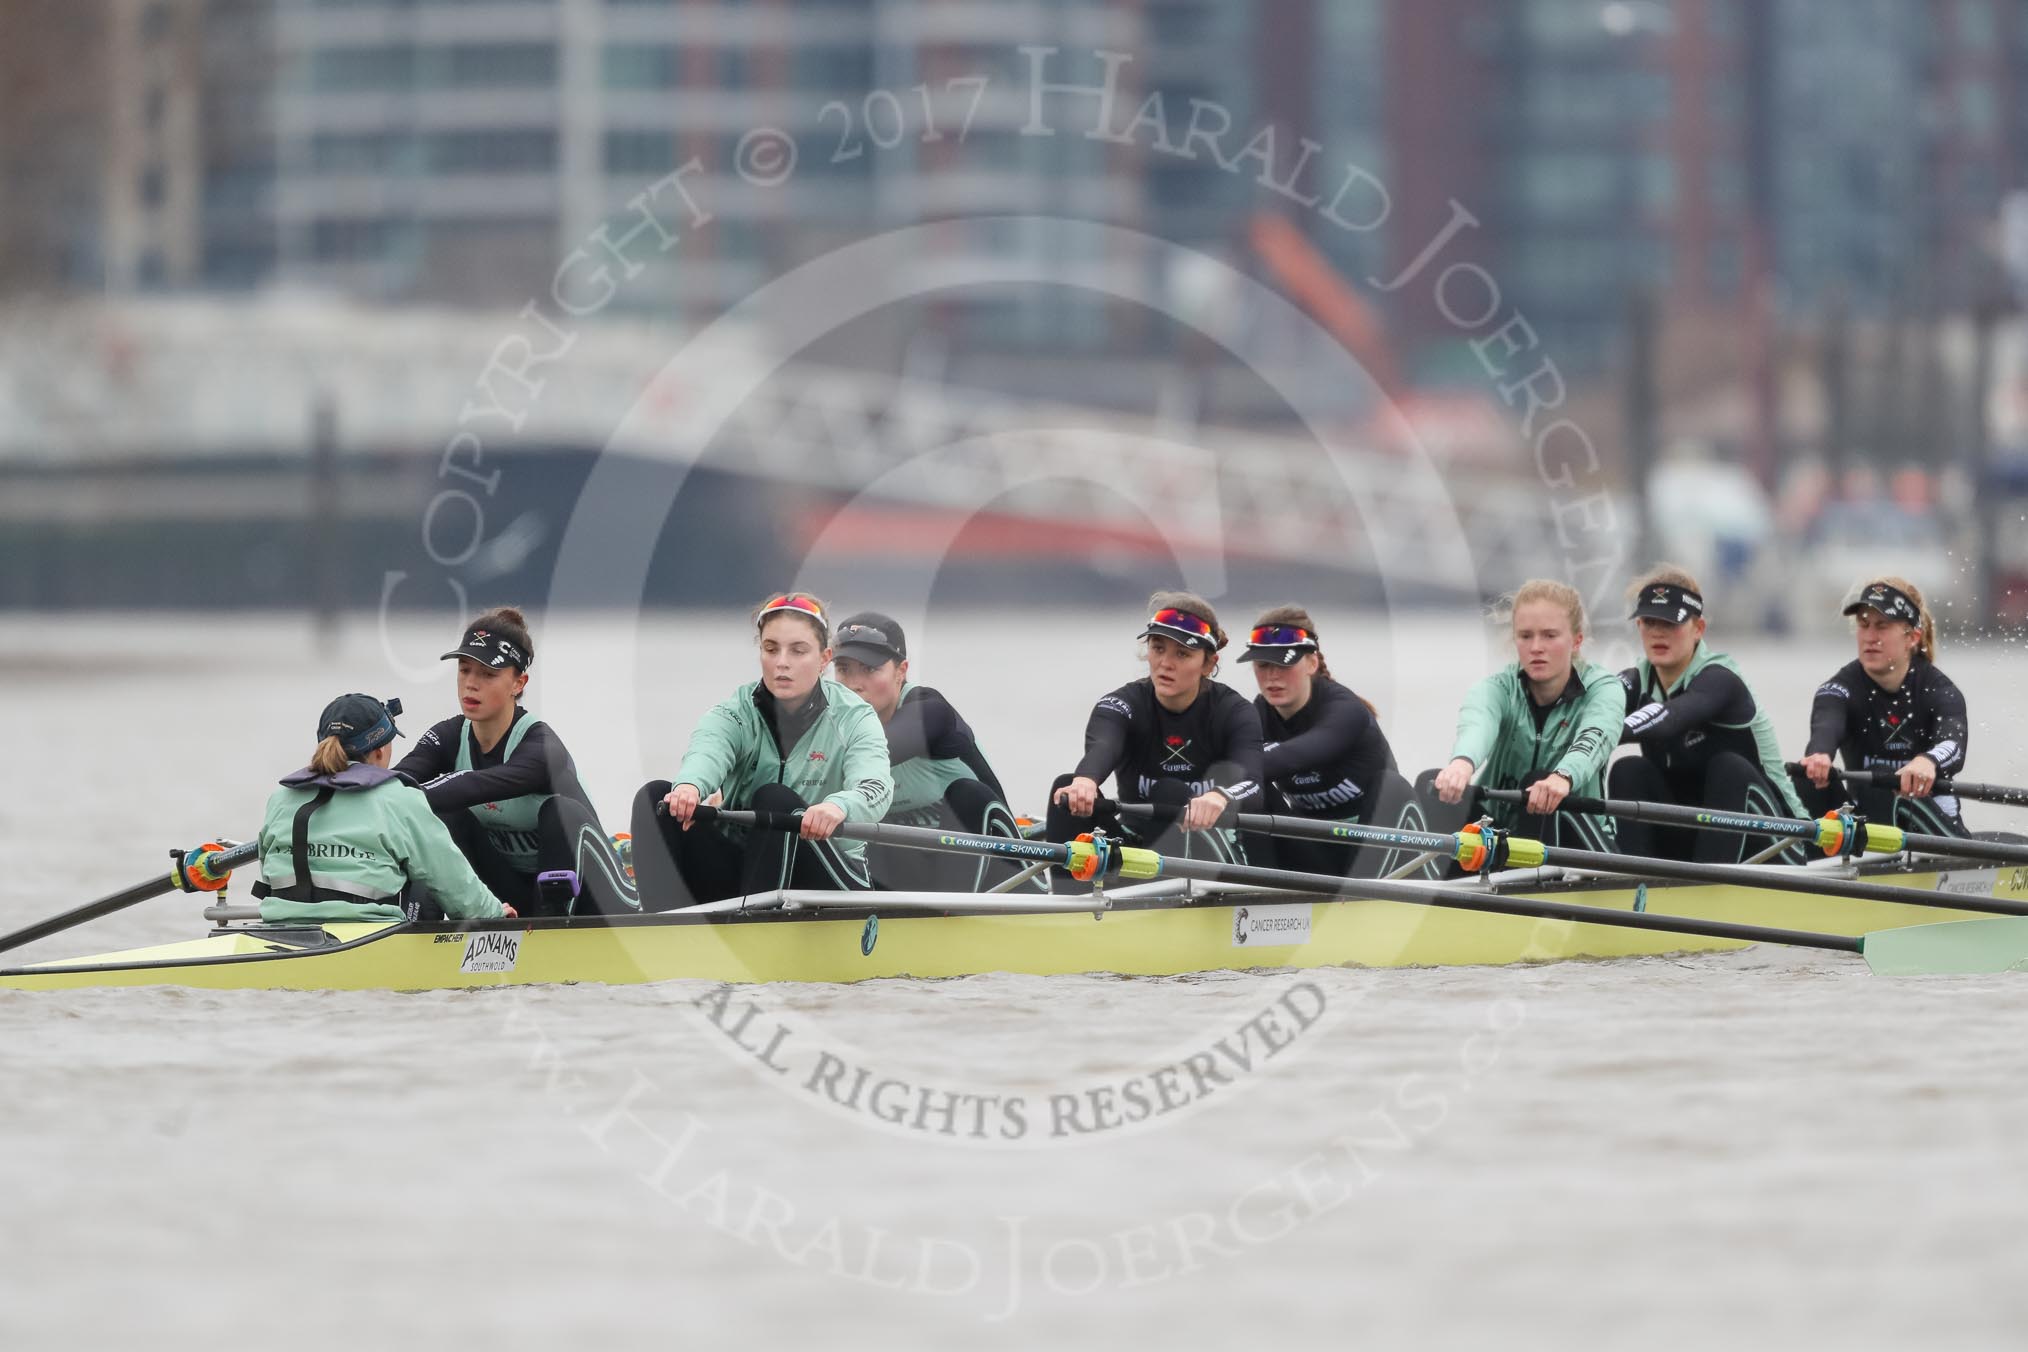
xmin=3 ymin=852 xmax=2021 ymax=992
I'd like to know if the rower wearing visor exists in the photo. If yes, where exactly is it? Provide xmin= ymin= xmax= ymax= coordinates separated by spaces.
xmin=394 ymin=607 xmax=635 ymax=917
xmin=255 ymin=693 xmax=510 ymax=923
xmin=1238 ymin=605 xmax=1415 ymax=879
xmin=1424 ymin=579 xmax=1623 ymax=864
xmin=1612 ymin=565 xmax=1809 ymax=864
xmin=630 ymin=591 xmax=895 ymax=909
xmin=830 ymin=611 xmax=1036 ymax=893
xmin=1047 ymin=591 xmax=1264 ymax=885
xmin=1792 ymin=576 xmax=1971 ymax=837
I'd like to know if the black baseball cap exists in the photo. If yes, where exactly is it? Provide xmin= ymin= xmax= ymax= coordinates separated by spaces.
xmin=1629 ymin=582 xmax=1705 ymax=625
xmin=442 ymin=623 xmax=529 ymax=671
xmin=1842 ymin=581 xmax=1921 ymax=627
xmin=318 ymin=693 xmax=404 ymax=758
xmin=834 ymin=612 xmax=906 ymax=666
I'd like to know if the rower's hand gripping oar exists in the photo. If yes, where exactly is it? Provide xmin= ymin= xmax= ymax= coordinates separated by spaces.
xmin=0 ymin=840 xmax=256 ymax=957
xmin=1484 ymin=787 xmax=2028 ymax=868
xmin=687 ymin=805 xmax=2028 ymax=975
xmin=1829 ymin=768 xmax=2028 ymax=810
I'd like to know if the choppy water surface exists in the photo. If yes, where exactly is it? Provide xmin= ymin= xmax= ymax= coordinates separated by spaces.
xmin=4 ymin=611 xmax=2027 ymax=1349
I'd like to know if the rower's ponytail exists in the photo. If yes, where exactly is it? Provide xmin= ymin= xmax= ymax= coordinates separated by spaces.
xmin=310 ymin=735 xmax=350 ymax=776
xmin=1873 ymin=574 xmax=1938 ymax=662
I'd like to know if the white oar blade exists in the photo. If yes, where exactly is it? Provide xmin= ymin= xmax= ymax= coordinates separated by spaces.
xmin=1861 ymin=918 xmax=2028 ymax=976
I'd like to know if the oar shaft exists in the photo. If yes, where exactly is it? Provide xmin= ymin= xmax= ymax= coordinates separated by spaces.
xmin=1120 ymin=801 xmax=1458 ymax=855
xmin=698 ymin=807 xmax=1863 ymax=954
xmin=1487 ymin=788 xmax=2028 ymax=867
xmin=1087 ymin=849 xmax=1864 ymax=954
xmin=1487 ymin=787 xmax=1817 ymax=842
xmin=1207 ymin=807 xmax=2028 ymax=918
xmin=1838 ymin=769 xmax=2028 ymax=809
xmin=0 ymin=841 xmax=257 ymax=957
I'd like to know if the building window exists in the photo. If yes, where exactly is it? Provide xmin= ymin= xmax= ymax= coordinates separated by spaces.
xmin=204 ymin=165 xmax=272 ymax=209
xmin=1147 ymin=3 xmax=1216 ymax=47
xmin=204 ymin=242 xmax=275 ymax=288
xmin=1957 ymin=0 xmax=1998 ymax=50
xmin=1638 ymin=154 xmax=1675 ymax=213
xmin=1707 ymin=237 xmax=1742 ymax=296
xmin=1958 ymin=79 xmax=1997 ymax=139
xmin=309 ymin=46 xmax=414 ymax=93
xmin=603 ymin=45 xmax=678 ymax=90
xmin=310 ymin=217 xmax=395 ymax=262
xmin=140 ymin=166 xmax=166 ymax=207
xmin=1512 ymin=153 xmax=1619 ymax=218
xmin=604 ymin=130 xmax=678 ymax=174
xmin=790 ymin=44 xmax=875 ymax=96
xmin=422 ymin=130 xmax=556 ymax=173
xmin=311 ymin=131 xmax=398 ymax=172
xmin=419 ymin=44 xmax=557 ymax=89
xmin=1708 ymin=157 xmax=1745 ymax=215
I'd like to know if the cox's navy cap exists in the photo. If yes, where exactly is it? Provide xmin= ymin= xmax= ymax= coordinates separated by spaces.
xmin=317 ymin=693 xmax=404 ymax=758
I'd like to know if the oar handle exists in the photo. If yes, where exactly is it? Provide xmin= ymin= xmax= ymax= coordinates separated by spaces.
xmin=656 ymin=801 xmax=800 ymax=832
xmin=1834 ymin=768 xmax=2028 ymax=808
xmin=677 ymin=803 xmax=1140 ymax=878
xmin=1482 ymin=787 xmax=1617 ymax=817
xmin=683 ymin=803 xmax=803 ymax=833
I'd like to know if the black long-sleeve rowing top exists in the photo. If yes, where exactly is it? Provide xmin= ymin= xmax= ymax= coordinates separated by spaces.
xmin=1254 ymin=677 xmax=1397 ymax=819
xmin=1074 ymin=677 xmax=1265 ymax=807
xmin=394 ymin=710 xmax=594 ymax=815
xmin=1803 ymin=658 xmax=1968 ymax=778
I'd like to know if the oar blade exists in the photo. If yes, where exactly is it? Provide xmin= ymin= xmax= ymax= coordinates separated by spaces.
xmin=1861 ymin=918 xmax=2028 ymax=976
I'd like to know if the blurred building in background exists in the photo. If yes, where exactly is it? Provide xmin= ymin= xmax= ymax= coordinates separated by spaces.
xmin=101 ymin=0 xmax=276 ymax=291
xmin=32 ymin=1 xmax=2024 ymax=370
xmin=0 ymin=2 xmax=111 ymax=292
xmin=8 ymin=0 xmax=2028 ymax=620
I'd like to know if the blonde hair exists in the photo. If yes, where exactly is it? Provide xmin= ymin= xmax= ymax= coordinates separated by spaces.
xmin=751 ymin=591 xmax=830 ymax=645
xmin=1497 ymin=579 xmax=1588 ymax=637
xmin=1856 ymin=574 xmax=1938 ymax=662
xmin=309 ymin=735 xmax=350 ymax=776
xmin=1626 ymin=563 xmax=1706 ymax=606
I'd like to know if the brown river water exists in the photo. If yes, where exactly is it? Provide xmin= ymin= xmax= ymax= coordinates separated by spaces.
xmin=4 ymin=611 xmax=2026 ymax=1349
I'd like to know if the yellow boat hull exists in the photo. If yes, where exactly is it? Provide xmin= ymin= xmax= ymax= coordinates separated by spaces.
xmin=1 ymin=864 xmax=2018 ymax=992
